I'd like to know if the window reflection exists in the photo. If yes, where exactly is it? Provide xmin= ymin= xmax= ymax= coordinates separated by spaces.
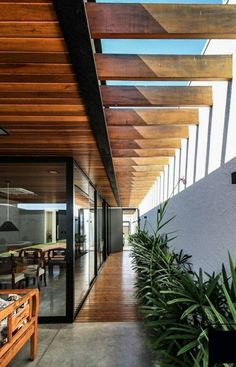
xmin=0 ymin=162 xmax=67 ymax=317
xmin=74 ymin=165 xmax=96 ymax=311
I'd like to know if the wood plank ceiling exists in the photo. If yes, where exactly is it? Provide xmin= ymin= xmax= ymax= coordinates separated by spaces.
xmin=0 ymin=0 xmax=117 ymax=206
xmin=86 ymin=2 xmax=234 ymax=207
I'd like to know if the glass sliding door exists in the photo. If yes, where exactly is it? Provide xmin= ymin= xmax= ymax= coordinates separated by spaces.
xmin=89 ymin=184 xmax=95 ymax=283
xmin=73 ymin=164 xmax=96 ymax=313
xmin=0 ymin=160 xmax=67 ymax=317
xmin=97 ymin=194 xmax=104 ymax=271
xmin=73 ymin=165 xmax=92 ymax=311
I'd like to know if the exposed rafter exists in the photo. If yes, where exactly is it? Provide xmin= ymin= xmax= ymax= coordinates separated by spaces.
xmin=105 ymin=108 xmax=198 ymax=126
xmin=86 ymin=3 xmax=236 ymax=39
xmin=101 ymin=86 xmax=212 ymax=107
xmin=96 ymin=54 xmax=232 ymax=81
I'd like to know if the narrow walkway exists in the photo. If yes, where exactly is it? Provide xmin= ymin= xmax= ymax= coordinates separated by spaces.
xmin=10 ymin=251 xmax=154 ymax=367
xmin=76 ymin=251 xmax=140 ymax=322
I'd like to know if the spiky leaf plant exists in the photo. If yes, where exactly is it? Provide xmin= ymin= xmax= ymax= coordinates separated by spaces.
xmin=130 ymin=201 xmax=236 ymax=367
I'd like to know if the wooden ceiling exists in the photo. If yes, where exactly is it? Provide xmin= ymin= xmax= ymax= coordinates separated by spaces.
xmin=85 ymin=2 xmax=235 ymax=207
xmin=0 ymin=1 xmax=235 ymax=209
xmin=0 ymin=0 xmax=117 ymax=206
xmin=0 ymin=163 xmax=66 ymax=203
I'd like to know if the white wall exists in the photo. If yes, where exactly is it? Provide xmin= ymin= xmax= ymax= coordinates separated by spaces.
xmin=140 ymin=34 xmax=236 ymax=217
xmin=140 ymin=157 xmax=236 ymax=274
xmin=138 ymin=3 xmax=236 ymax=273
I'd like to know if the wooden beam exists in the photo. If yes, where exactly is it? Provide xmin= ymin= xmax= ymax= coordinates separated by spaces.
xmin=86 ymin=3 xmax=236 ymax=39
xmin=113 ymin=157 xmax=169 ymax=166
xmin=101 ymin=86 xmax=212 ymax=107
xmin=96 ymin=54 xmax=232 ymax=81
xmin=115 ymin=165 xmax=164 ymax=172
xmin=106 ymin=108 xmax=198 ymax=126
xmin=133 ymin=165 xmax=166 ymax=172
xmin=112 ymin=149 xmax=175 ymax=157
xmin=108 ymin=126 xmax=188 ymax=140
xmin=111 ymin=139 xmax=181 ymax=149
xmin=53 ymin=0 xmax=120 ymax=205
xmin=132 ymin=172 xmax=162 ymax=177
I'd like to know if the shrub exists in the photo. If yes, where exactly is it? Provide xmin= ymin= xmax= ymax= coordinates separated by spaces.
xmin=129 ymin=200 xmax=236 ymax=367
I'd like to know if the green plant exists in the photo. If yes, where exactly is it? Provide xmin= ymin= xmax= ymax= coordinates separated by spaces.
xmin=130 ymin=200 xmax=236 ymax=367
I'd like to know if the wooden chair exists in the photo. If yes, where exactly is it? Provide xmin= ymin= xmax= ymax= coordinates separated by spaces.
xmin=0 ymin=256 xmax=25 ymax=289
xmin=47 ymin=248 xmax=67 ymax=274
xmin=18 ymin=248 xmax=47 ymax=291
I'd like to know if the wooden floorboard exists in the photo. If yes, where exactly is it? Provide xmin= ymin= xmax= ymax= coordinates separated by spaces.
xmin=76 ymin=251 xmax=140 ymax=322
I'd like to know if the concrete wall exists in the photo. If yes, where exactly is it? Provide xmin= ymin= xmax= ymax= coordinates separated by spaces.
xmin=0 ymin=207 xmax=45 ymax=252
xmin=110 ymin=208 xmax=123 ymax=253
xmin=140 ymin=157 xmax=236 ymax=274
xmin=20 ymin=209 xmax=45 ymax=244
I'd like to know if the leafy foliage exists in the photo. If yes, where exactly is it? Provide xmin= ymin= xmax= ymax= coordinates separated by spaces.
xmin=129 ymin=200 xmax=236 ymax=367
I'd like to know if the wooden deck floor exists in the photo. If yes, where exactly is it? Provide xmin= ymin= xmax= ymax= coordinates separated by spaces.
xmin=76 ymin=251 xmax=140 ymax=322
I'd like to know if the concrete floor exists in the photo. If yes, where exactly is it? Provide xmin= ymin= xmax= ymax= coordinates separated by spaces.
xmin=9 ymin=323 xmax=154 ymax=367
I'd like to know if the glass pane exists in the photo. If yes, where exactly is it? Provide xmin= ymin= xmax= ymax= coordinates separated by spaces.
xmin=89 ymin=186 xmax=95 ymax=283
xmin=97 ymin=195 xmax=104 ymax=271
xmin=73 ymin=164 xmax=95 ymax=312
xmin=0 ymin=162 xmax=67 ymax=317
xmin=74 ymin=187 xmax=90 ymax=310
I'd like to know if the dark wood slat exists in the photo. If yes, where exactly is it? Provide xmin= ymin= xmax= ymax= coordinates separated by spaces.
xmin=0 ymin=116 xmax=88 ymax=123
xmin=106 ymin=108 xmax=198 ymax=126
xmin=0 ymin=3 xmax=56 ymax=21
xmin=86 ymin=3 xmax=236 ymax=39
xmin=0 ymin=105 xmax=85 ymax=115
xmin=0 ymin=74 xmax=76 ymax=82
xmin=101 ymin=86 xmax=212 ymax=107
xmin=0 ymin=92 xmax=80 ymax=98
xmin=0 ymin=83 xmax=78 ymax=92
xmin=0 ymin=98 xmax=81 ymax=105
xmin=0 ymin=22 xmax=61 ymax=38
xmin=0 ymin=38 xmax=65 ymax=52
xmin=0 ymin=63 xmax=73 ymax=74
xmin=96 ymin=54 xmax=232 ymax=81
xmin=0 ymin=52 xmax=69 ymax=63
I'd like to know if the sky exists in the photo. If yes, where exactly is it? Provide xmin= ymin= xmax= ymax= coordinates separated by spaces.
xmin=97 ymin=0 xmax=223 ymax=86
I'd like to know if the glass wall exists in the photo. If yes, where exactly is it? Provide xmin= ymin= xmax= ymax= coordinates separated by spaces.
xmin=97 ymin=194 xmax=104 ymax=271
xmin=0 ymin=158 xmax=110 ymax=321
xmin=0 ymin=161 xmax=67 ymax=317
xmin=73 ymin=164 xmax=97 ymax=312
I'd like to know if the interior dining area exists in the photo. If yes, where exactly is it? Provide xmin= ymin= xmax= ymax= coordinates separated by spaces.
xmin=0 ymin=158 xmax=110 ymax=322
